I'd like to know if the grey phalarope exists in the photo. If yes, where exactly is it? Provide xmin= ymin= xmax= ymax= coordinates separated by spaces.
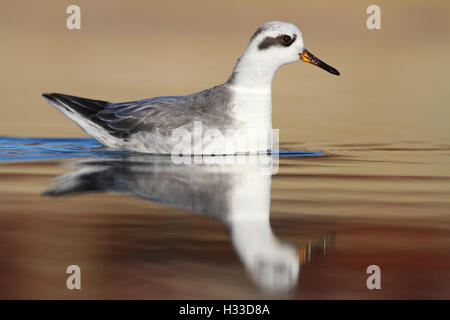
xmin=43 ymin=21 xmax=340 ymax=154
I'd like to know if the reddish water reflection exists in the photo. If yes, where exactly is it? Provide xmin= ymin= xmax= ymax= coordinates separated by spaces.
xmin=0 ymin=141 xmax=449 ymax=299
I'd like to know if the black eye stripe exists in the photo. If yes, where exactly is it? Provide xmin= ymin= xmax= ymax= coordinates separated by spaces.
xmin=258 ymin=34 xmax=297 ymax=50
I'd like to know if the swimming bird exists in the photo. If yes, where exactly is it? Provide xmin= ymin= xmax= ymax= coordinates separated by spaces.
xmin=43 ymin=21 xmax=340 ymax=154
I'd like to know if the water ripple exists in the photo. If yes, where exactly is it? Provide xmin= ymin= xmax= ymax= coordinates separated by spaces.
xmin=0 ymin=136 xmax=322 ymax=162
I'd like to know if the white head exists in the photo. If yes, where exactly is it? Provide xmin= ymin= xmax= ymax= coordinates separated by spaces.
xmin=247 ymin=21 xmax=305 ymax=67
xmin=228 ymin=21 xmax=339 ymax=90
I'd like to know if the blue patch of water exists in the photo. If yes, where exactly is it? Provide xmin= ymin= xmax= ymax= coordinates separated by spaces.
xmin=0 ymin=136 xmax=125 ymax=161
xmin=272 ymin=148 xmax=323 ymax=157
xmin=0 ymin=136 xmax=322 ymax=162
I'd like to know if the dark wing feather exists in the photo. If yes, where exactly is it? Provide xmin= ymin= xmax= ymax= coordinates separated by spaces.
xmin=44 ymin=93 xmax=108 ymax=117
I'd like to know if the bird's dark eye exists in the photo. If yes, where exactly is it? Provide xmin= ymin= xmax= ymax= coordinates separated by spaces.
xmin=258 ymin=34 xmax=297 ymax=50
xmin=283 ymin=35 xmax=292 ymax=44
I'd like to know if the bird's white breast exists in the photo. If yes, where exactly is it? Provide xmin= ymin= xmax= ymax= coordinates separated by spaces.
xmin=228 ymin=85 xmax=273 ymax=152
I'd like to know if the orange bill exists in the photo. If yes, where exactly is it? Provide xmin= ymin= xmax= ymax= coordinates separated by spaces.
xmin=300 ymin=49 xmax=340 ymax=76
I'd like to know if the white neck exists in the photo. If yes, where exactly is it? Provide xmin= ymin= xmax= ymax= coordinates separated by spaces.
xmin=227 ymin=50 xmax=281 ymax=93
xmin=225 ymin=50 xmax=280 ymax=139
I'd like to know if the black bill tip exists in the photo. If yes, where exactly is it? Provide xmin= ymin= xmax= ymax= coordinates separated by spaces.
xmin=326 ymin=65 xmax=340 ymax=76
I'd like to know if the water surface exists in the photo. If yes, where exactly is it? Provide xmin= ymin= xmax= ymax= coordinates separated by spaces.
xmin=0 ymin=137 xmax=448 ymax=299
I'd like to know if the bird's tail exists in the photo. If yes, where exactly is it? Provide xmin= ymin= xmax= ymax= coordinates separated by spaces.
xmin=42 ymin=93 xmax=118 ymax=147
xmin=42 ymin=93 xmax=108 ymax=118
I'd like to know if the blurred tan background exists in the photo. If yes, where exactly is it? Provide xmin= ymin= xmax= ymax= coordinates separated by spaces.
xmin=1 ymin=0 xmax=449 ymax=144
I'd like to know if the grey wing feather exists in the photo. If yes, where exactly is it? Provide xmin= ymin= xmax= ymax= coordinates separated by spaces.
xmin=45 ymin=85 xmax=233 ymax=139
xmin=103 ymin=86 xmax=233 ymax=138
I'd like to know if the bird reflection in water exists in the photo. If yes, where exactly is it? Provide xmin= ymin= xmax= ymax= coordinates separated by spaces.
xmin=44 ymin=154 xmax=334 ymax=294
